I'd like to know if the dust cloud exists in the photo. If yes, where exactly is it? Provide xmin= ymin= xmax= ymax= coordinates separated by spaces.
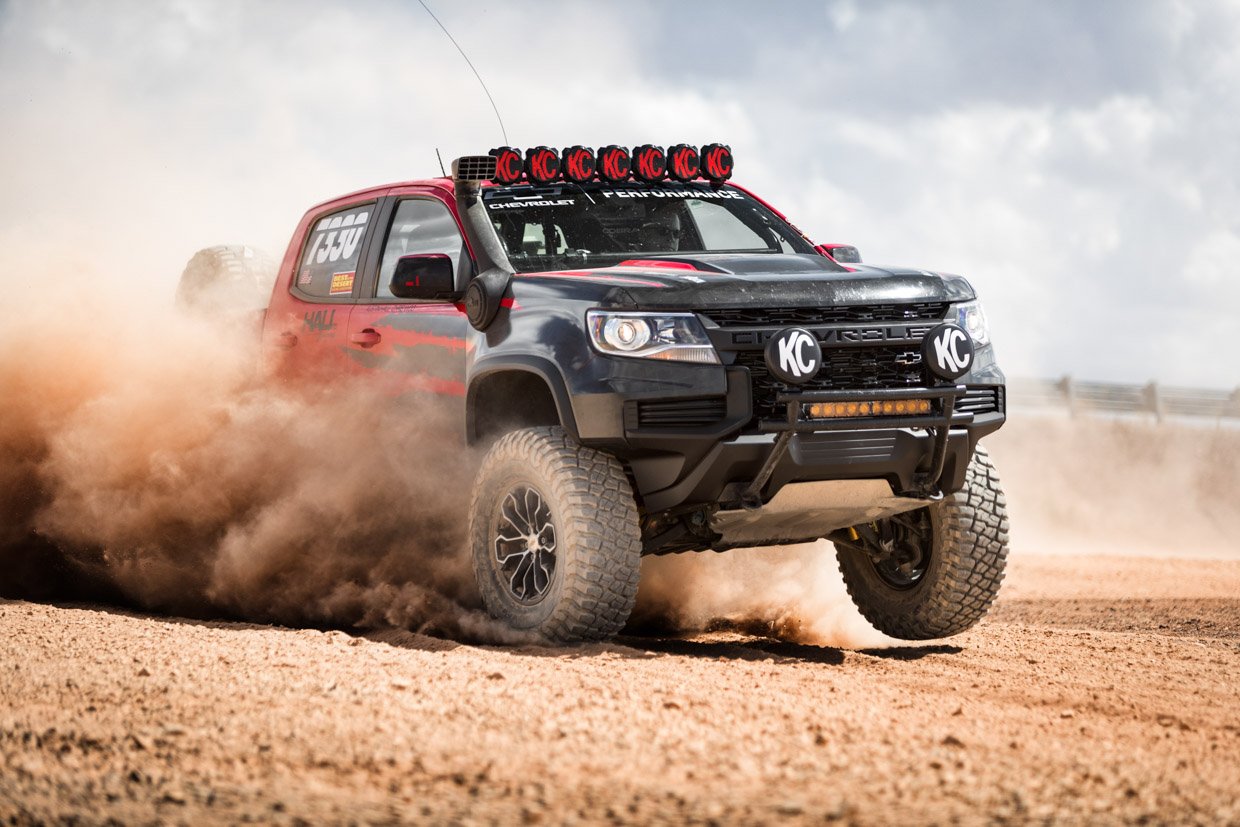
xmin=633 ymin=543 xmax=899 ymax=649
xmin=986 ymin=413 xmax=1240 ymax=559
xmin=3 ymin=287 xmax=1236 ymax=649
xmin=0 ymin=284 xmax=898 ymax=649
xmin=0 ymin=289 xmax=536 ymax=644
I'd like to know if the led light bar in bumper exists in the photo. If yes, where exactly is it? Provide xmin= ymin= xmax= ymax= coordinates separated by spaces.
xmin=805 ymin=399 xmax=933 ymax=419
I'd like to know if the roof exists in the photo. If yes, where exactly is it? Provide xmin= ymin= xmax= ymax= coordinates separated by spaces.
xmin=304 ymin=176 xmax=456 ymax=213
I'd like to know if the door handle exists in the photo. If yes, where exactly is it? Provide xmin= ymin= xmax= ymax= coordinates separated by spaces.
xmin=276 ymin=331 xmax=298 ymax=349
xmin=350 ymin=328 xmax=382 ymax=348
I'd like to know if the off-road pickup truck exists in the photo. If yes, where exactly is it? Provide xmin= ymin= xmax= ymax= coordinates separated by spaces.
xmin=182 ymin=143 xmax=1009 ymax=642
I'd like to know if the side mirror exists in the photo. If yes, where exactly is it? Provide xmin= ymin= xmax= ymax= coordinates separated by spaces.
xmin=815 ymin=243 xmax=862 ymax=264
xmin=389 ymin=254 xmax=460 ymax=300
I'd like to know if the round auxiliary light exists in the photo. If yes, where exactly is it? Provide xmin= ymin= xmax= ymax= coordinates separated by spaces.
xmin=602 ymin=317 xmax=651 ymax=351
xmin=632 ymin=144 xmax=667 ymax=183
xmin=525 ymin=146 xmax=560 ymax=183
xmin=597 ymin=145 xmax=631 ymax=183
xmin=667 ymin=143 xmax=700 ymax=181
xmin=489 ymin=146 xmax=523 ymax=184
xmin=700 ymin=143 xmax=733 ymax=182
xmin=562 ymin=145 xmax=596 ymax=183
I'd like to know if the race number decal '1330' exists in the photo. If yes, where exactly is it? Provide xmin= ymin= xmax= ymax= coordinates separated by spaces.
xmin=297 ymin=206 xmax=370 ymax=297
xmin=304 ymin=210 xmax=369 ymax=266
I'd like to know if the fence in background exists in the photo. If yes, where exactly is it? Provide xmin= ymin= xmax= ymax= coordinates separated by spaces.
xmin=1007 ymin=377 xmax=1240 ymax=422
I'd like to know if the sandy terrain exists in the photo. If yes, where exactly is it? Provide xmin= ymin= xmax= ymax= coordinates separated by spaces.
xmin=3 ymin=290 xmax=1239 ymax=824
xmin=2 ymin=553 xmax=1238 ymax=825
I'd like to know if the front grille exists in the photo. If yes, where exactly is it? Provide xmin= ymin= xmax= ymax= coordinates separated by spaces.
xmin=629 ymin=397 xmax=727 ymax=429
xmin=956 ymin=386 xmax=1005 ymax=416
xmin=701 ymin=302 xmax=949 ymax=327
xmin=736 ymin=348 xmax=927 ymax=422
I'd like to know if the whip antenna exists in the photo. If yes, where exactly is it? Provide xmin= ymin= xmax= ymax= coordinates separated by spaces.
xmin=417 ymin=0 xmax=509 ymax=146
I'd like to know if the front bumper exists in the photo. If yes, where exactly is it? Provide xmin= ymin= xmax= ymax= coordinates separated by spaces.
xmin=588 ymin=364 xmax=1004 ymax=512
xmin=745 ymin=384 xmax=975 ymax=504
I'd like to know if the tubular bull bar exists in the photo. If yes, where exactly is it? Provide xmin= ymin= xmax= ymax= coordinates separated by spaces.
xmin=741 ymin=384 xmax=973 ymax=507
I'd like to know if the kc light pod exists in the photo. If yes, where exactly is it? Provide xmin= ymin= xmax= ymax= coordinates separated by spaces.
xmin=489 ymin=146 xmax=523 ymax=184
xmin=631 ymin=145 xmax=667 ymax=182
xmin=700 ymin=143 xmax=733 ymax=182
xmin=561 ymin=145 xmax=596 ymax=183
xmin=524 ymin=146 xmax=561 ymax=183
xmin=667 ymin=144 xmax=700 ymax=181
xmin=596 ymin=145 xmax=632 ymax=183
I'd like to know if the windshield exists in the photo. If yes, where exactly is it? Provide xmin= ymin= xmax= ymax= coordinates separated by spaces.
xmin=482 ymin=182 xmax=816 ymax=273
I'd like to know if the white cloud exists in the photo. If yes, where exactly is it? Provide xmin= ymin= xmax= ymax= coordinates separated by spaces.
xmin=0 ymin=0 xmax=1238 ymax=388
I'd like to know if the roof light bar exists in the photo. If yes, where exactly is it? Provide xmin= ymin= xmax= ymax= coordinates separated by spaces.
xmin=478 ymin=144 xmax=732 ymax=185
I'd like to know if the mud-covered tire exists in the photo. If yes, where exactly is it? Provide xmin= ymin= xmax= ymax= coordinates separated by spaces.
xmin=835 ymin=445 xmax=1010 ymax=640
xmin=469 ymin=426 xmax=642 ymax=642
xmin=175 ymin=245 xmax=277 ymax=318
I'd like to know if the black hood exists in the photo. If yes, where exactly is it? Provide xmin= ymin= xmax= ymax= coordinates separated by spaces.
xmin=512 ymin=254 xmax=975 ymax=309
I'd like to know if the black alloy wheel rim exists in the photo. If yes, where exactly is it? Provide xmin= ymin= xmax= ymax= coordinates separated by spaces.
xmin=870 ymin=509 xmax=933 ymax=590
xmin=493 ymin=485 xmax=558 ymax=604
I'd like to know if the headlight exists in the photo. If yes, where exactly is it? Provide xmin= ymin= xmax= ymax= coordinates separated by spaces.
xmin=951 ymin=300 xmax=990 ymax=346
xmin=586 ymin=311 xmax=720 ymax=364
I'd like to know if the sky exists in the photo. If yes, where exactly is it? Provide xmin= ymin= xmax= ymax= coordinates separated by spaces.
xmin=1 ymin=0 xmax=1237 ymax=388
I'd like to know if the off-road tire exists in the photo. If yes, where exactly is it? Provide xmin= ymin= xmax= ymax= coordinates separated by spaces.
xmin=469 ymin=426 xmax=642 ymax=642
xmin=835 ymin=445 xmax=1010 ymax=640
xmin=175 ymin=245 xmax=277 ymax=318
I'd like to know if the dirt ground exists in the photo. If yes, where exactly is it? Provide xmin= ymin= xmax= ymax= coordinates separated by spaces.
xmin=3 ymin=553 xmax=1238 ymax=826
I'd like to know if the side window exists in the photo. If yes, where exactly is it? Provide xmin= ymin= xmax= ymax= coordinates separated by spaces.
xmin=295 ymin=204 xmax=372 ymax=298
xmin=376 ymin=198 xmax=466 ymax=299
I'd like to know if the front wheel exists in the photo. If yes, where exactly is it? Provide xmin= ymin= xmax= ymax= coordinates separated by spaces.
xmin=834 ymin=445 xmax=1010 ymax=640
xmin=469 ymin=427 xmax=642 ymax=642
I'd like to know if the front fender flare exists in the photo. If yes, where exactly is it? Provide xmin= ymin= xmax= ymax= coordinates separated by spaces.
xmin=466 ymin=355 xmax=580 ymax=444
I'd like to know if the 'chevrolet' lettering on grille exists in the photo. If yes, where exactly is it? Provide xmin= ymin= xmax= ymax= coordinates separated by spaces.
xmin=728 ymin=324 xmax=934 ymax=347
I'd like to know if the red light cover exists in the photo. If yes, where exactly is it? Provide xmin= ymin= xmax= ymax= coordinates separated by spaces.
xmin=667 ymin=144 xmax=700 ymax=181
xmin=597 ymin=145 xmax=631 ymax=183
xmin=483 ymin=143 xmax=725 ymax=185
xmin=525 ymin=146 xmax=560 ymax=183
xmin=489 ymin=146 xmax=523 ymax=184
xmin=562 ymin=145 xmax=596 ymax=182
xmin=631 ymin=144 xmax=667 ymax=182
xmin=701 ymin=143 xmax=733 ymax=182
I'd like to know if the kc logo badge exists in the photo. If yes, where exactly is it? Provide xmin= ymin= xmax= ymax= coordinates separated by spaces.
xmin=922 ymin=323 xmax=975 ymax=380
xmin=764 ymin=327 xmax=822 ymax=384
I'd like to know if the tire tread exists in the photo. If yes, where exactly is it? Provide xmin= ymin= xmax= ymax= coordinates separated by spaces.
xmin=836 ymin=445 xmax=1010 ymax=639
xmin=470 ymin=427 xmax=641 ymax=642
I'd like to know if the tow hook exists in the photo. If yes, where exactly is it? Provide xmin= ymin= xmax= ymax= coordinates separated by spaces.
xmin=740 ymin=430 xmax=795 ymax=510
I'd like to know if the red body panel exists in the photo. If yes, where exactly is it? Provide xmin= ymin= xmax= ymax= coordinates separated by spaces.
xmin=262 ymin=181 xmax=474 ymax=388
